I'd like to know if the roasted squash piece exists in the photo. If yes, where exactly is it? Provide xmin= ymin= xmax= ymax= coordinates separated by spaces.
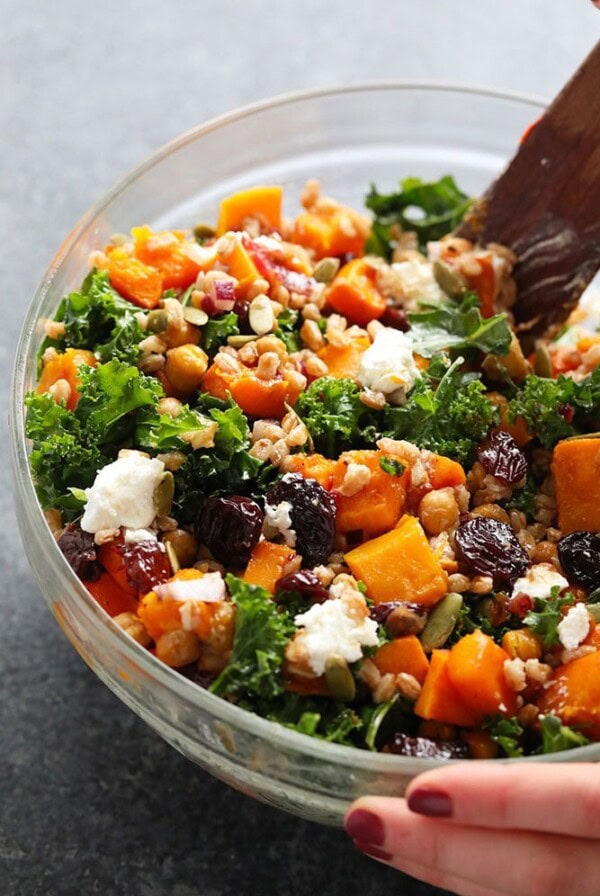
xmin=552 ymin=438 xmax=600 ymax=534
xmin=447 ymin=630 xmax=518 ymax=722
xmin=332 ymin=449 xmax=408 ymax=536
xmin=372 ymin=636 xmax=430 ymax=684
xmin=217 ymin=186 xmax=283 ymax=236
xmin=243 ymin=541 xmax=297 ymax=593
xmin=414 ymin=650 xmax=479 ymax=727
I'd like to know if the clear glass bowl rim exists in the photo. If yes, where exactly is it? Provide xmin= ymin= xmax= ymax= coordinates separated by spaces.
xmin=12 ymin=81 xmax=600 ymax=771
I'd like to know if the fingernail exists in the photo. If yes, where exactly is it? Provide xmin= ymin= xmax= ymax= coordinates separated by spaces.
xmin=407 ymin=787 xmax=453 ymax=818
xmin=353 ymin=841 xmax=393 ymax=862
xmin=345 ymin=808 xmax=385 ymax=845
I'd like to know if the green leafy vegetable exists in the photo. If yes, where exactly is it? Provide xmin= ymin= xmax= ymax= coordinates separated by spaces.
xmin=524 ymin=587 xmax=575 ymax=648
xmin=508 ymin=368 xmax=600 ymax=449
xmin=38 ymin=269 xmax=145 ymax=365
xmin=408 ymin=293 xmax=512 ymax=359
xmin=365 ymin=175 xmax=472 ymax=257
xmin=539 ymin=714 xmax=591 ymax=753
xmin=484 ymin=715 xmax=524 ymax=758
xmin=201 ymin=312 xmax=239 ymax=353
xmin=210 ymin=575 xmax=294 ymax=701
xmin=294 ymin=377 xmax=378 ymax=458
xmin=274 ymin=307 xmax=301 ymax=353
xmin=383 ymin=355 xmax=499 ymax=465
xmin=136 ymin=404 xmax=214 ymax=452
xmin=503 ymin=474 xmax=537 ymax=517
xmin=379 ymin=456 xmax=406 ymax=477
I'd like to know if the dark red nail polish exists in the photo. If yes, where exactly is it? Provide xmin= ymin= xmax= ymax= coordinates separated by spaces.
xmin=345 ymin=809 xmax=385 ymax=845
xmin=353 ymin=841 xmax=393 ymax=862
xmin=407 ymin=788 xmax=453 ymax=818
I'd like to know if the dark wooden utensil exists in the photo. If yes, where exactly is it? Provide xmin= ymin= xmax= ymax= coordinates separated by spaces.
xmin=456 ymin=40 xmax=600 ymax=343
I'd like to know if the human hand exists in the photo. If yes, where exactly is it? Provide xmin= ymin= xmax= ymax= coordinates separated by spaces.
xmin=345 ymin=763 xmax=600 ymax=895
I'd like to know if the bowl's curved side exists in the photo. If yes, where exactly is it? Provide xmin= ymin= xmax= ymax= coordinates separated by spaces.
xmin=12 ymin=84 xmax=600 ymax=827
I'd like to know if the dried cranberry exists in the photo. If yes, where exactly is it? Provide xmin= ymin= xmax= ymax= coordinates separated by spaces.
xmin=57 ymin=524 xmax=101 ymax=580
xmin=122 ymin=541 xmax=171 ymax=592
xmin=557 ymin=531 xmax=600 ymax=592
xmin=477 ymin=430 xmax=528 ymax=485
xmin=233 ymin=299 xmax=252 ymax=334
xmin=380 ymin=306 xmax=410 ymax=332
xmin=388 ymin=733 xmax=468 ymax=759
xmin=455 ymin=517 xmax=530 ymax=587
xmin=196 ymin=496 xmax=264 ymax=568
xmin=275 ymin=570 xmax=329 ymax=605
xmin=508 ymin=592 xmax=535 ymax=619
xmin=559 ymin=403 xmax=575 ymax=424
xmin=266 ymin=474 xmax=336 ymax=568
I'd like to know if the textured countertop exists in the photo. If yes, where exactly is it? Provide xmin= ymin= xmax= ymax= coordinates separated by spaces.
xmin=2 ymin=3 xmax=598 ymax=894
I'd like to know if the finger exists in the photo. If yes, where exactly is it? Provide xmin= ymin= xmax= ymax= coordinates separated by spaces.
xmin=354 ymin=845 xmax=506 ymax=896
xmin=404 ymin=762 xmax=600 ymax=838
xmin=346 ymin=798 xmax=600 ymax=896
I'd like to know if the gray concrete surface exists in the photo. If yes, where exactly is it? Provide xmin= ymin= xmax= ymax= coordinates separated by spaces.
xmin=1 ymin=2 xmax=598 ymax=894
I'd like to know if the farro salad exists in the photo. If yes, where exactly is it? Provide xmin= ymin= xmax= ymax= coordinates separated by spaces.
xmin=27 ymin=175 xmax=600 ymax=759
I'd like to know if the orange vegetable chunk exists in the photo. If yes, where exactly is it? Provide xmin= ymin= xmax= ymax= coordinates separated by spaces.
xmin=85 ymin=572 xmax=139 ymax=617
xmin=344 ymin=515 xmax=448 ymax=606
xmin=132 ymin=226 xmax=202 ymax=291
xmin=414 ymin=650 xmax=479 ymax=727
xmin=373 ymin=636 xmax=430 ymax=684
xmin=552 ymin=438 xmax=600 ymax=534
xmin=217 ymin=186 xmax=283 ymax=236
xmin=202 ymin=363 xmax=302 ymax=419
xmin=539 ymin=650 xmax=600 ymax=740
xmin=284 ymin=453 xmax=336 ymax=490
xmin=333 ymin=450 xmax=408 ymax=536
xmin=138 ymin=569 xmax=214 ymax=641
xmin=326 ymin=258 xmax=386 ymax=326
xmin=292 ymin=208 xmax=366 ymax=260
xmin=426 ymin=454 xmax=466 ymax=489
xmin=317 ymin=335 xmax=370 ymax=380
xmin=487 ymin=392 xmax=532 ymax=448
xmin=447 ymin=630 xmax=518 ymax=722
xmin=104 ymin=245 xmax=163 ymax=308
xmin=243 ymin=541 xmax=298 ymax=593
xmin=37 ymin=348 xmax=97 ymax=410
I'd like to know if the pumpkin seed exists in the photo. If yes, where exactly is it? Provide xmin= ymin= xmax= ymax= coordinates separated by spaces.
xmin=227 ymin=334 xmax=257 ymax=348
xmin=433 ymin=261 xmax=467 ymax=299
xmin=324 ymin=655 xmax=356 ymax=701
xmin=533 ymin=341 xmax=553 ymax=378
xmin=248 ymin=294 xmax=275 ymax=336
xmin=153 ymin=471 xmax=175 ymax=518
xmin=193 ymin=222 xmax=216 ymax=242
xmin=313 ymin=256 xmax=340 ymax=284
xmin=146 ymin=309 xmax=169 ymax=334
xmin=565 ymin=432 xmax=600 ymax=441
xmin=588 ymin=604 xmax=600 ymax=623
xmin=183 ymin=306 xmax=209 ymax=327
xmin=164 ymin=539 xmax=180 ymax=574
xmin=420 ymin=592 xmax=464 ymax=652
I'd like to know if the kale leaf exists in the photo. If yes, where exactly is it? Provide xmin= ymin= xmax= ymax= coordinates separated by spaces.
xmin=210 ymin=575 xmax=294 ymax=701
xmin=136 ymin=404 xmax=214 ymax=452
xmin=274 ymin=307 xmax=301 ymax=353
xmin=539 ymin=715 xmax=591 ymax=753
xmin=39 ymin=269 xmax=145 ymax=365
xmin=484 ymin=715 xmax=524 ymax=758
xmin=365 ymin=175 xmax=472 ymax=257
xmin=293 ymin=377 xmax=378 ymax=458
xmin=269 ymin=697 xmax=363 ymax=746
xmin=408 ymin=293 xmax=512 ymax=359
xmin=508 ymin=368 xmax=600 ymax=449
xmin=523 ymin=587 xmax=575 ymax=648
xmin=201 ymin=312 xmax=239 ymax=354
xmin=383 ymin=355 xmax=499 ymax=465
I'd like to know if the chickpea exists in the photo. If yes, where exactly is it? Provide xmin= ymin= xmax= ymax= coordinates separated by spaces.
xmin=162 ymin=529 xmax=198 ymax=567
xmin=113 ymin=612 xmax=151 ymax=647
xmin=502 ymin=629 xmax=542 ymax=661
xmin=165 ymin=344 xmax=208 ymax=393
xmin=155 ymin=629 xmax=201 ymax=667
xmin=418 ymin=488 xmax=459 ymax=535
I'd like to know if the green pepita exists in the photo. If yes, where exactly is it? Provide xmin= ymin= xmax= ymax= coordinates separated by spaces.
xmin=146 ymin=309 xmax=169 ymax=334
xmin=587 ymin=604 xmax=600 ymax=623
xmin=420 ymin=592 xmax=464 ymax=652
xmin=565 ymin=432 xmax=600 ymax=441
xmin=324 ymin=655 xmax=356 ymax=701
xmin=433 ymin=260 xmax=467 ymax=299
xmin=533 ymin=341 xmax=553 ymax=378
xmin=194 ymin=222 xmax=216 ymax=243
xmin=227 ymin=334 xmax=258 ymax=348
xmin=153 ymin=471 xmax=175 ymax=518
xmin=313 ymin=256 xmax=340 ymax=284
xmin=183 ymin=306 xmax=209 ymax=327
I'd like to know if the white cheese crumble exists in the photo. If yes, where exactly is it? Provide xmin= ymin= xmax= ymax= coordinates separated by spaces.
xmin=264 ymin=500 xmax=296 ymax=547
xmin=294 ymin=596 xmax=378 ymax=676
xmin=154 ymin=573 xmax=227 ymax=632
xmin=511 ymin=563 xmax=569 ymax=600
xmin=124 ymin=528 xmax=158 ymax=544
xmin=81 ymin=453 xmax=165 ymax=534
xmin=391 ymin=258 xmax=445 ymax=304
xmin=357 ymin=327 xmax=420 ymax=397
xmin=557 ymin=603 xmax=590 ymax=651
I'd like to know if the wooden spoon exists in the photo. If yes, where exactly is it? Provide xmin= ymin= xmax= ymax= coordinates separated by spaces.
xmin=456 ymin=40 xmax=600 ymax=344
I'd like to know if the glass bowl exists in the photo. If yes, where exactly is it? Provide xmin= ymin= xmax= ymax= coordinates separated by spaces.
xmin=11 ymin=84 xmax=600 ymax=828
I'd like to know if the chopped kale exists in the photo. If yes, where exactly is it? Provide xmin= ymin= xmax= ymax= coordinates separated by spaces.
xmin=294 ymin=377 xmax=379 ymax=458
xmin=523 ymin=587 xmax=576 ymax=648
xmin=408 ymin=293 xmax=512 ymax=359
xmin=201 ymin=312 xmax=240 ymax=354
xmin=539 ymin=715 xmax=591 ymax=753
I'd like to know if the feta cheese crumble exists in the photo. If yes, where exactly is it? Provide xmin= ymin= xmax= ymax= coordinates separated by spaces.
xmin=511 ymin=564 xmax=569 ymax=600
xmin=557 ymin=603 xmax=590 ymax=651
xmin=263 ymin=500 xmax=296 ymax=547
xmin=154 ymin=572 xmax=227 ymax=632
xmin=81 ymin=453 xmax=165 ymax=534
xmin=358 ymin=327 xmax=420 ymax=397
xmin=124 ymin=528 xmax=158 ymax=544
xmin=391 ymin=258 xmax=445 ymax=305
xmin=293 ymin=593 xmax=378 ymax=676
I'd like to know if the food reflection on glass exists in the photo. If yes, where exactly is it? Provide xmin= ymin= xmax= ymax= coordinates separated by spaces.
xmin=27 ymin=172 xmax=600 ymax=760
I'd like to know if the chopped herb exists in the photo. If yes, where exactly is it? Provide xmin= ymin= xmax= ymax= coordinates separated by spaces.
xmin=484 ymin=715 xmax=524 ymax=758
xmin=274 ymin=307 xmax=301 ymax=353
xmin=294 ymin=377 xmax=378 ymax=458
xmin=408 ymin=293 xmax=512 ymax=359
xmin=201 ymin=312 xmax=240 ymax=353
xmin=523 ymin=587 xmax=576 ymax=648
xmin=379 ymin=456 xmax=406 ymax=477
xmin=136 ymin=404 xmax=214 ymax=452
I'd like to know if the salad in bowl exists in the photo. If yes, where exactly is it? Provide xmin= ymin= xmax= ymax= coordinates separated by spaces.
xmin=25 ymin=170 xmax=600 ymax=763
